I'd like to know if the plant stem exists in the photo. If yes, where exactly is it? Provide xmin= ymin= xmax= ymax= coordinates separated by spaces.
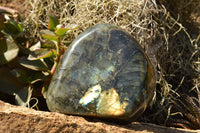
xmin=50 ymin=37 xmax=61 ymax=75
xmin=50 ymin=61 xmax=57 ymax=75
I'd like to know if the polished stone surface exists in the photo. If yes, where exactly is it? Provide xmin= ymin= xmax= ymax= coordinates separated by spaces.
xmin=46 ymin=23 xmax=155 ymax=120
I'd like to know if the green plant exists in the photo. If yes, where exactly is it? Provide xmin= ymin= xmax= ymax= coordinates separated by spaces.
xmin=19 ymin=13 xmax=78 ymax=98
xmin=0 ymin=9 xmax=22 ymax=65
xmin=0 ymin=9 xmax=77 ymax=108
xmin=0 ymin=8 xmax=30 ymax=107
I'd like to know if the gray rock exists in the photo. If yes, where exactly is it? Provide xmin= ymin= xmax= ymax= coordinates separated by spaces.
xmin=46 ymin=23 xmax=156 ymax=120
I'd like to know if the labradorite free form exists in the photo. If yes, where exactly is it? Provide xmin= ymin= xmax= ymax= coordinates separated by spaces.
xmin=46 ymin=24 xmax=155 ymax=120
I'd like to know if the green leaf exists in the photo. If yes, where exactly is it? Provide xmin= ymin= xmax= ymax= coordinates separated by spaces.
xmin=55 ymin=28 xmax=69 ymax=37
xmin=0 ymin=6 xmax=17 ymax=15
xmin=10 ymin=69 xmax=29 ymax=84
xmin=0 ymin=9 xmax=12 ymax=15
xmin=0 ymin=67 xmax=31 ymax=107
xmin=0 ymin=14 xmax=5 ymax=31
xmin=17 ymin=23 xmax=23 ymax=32
xmin=66 ymin=25 xmax=79 ymax=34
xmin=11 ymin=69 xmax=47 ymax=84
xmin=28 ymin=49 xmax=57 ymax=60
xmin=42 ymin=85 xmax=49 ymax=99
xmin=0 ymin=67 xmax=24 ymax=95
xmin=41 ymin=43 xmax=54 ymax=48
xmin=29 ymin=41 xmax=41 ymax=51
xmin=0 ymin=39 xmax=19 ymax=65
xmin=14 ymin=86 xmax=32 ymax=107
xmin=41 ymin=34 xmax=59 ymax=42
xmin=48 ymin=13 xmax=59 ymax=31
xmin=19 ymin=57 xmax=50 ymax=72
xmin=4 ymin=20 xmax=22 ymax=35
xmin=55 ymin=25 xmax=79 ymax=39
xmin=56 ymin=24 xmax=62 ymax=29
xmin=40 ymin=29 xmax=55 ymax=35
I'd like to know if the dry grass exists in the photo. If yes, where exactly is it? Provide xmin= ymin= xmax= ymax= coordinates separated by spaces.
xmin=22 ymin=0 xmax=200 ymax=128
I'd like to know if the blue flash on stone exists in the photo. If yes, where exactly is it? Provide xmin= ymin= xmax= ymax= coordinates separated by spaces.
xmin=79 ymin=84 xmax=101 ymax=106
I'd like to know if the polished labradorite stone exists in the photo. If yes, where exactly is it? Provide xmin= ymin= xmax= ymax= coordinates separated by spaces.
xmin=46 ymin=23 xmax=155 ymax=120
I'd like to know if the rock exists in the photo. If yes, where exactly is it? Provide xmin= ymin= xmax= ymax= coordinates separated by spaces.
xmin=0 ymin=100 xmax=197 ymax=133
xmin=46 ymin=23 xmax=156 ymax=120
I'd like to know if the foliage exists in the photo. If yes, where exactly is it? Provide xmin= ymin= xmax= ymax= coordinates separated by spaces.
xmin=0 ymin=9 xmax=77 ymax=108
xmin=0 ymin=9 xmax=28 ymax=106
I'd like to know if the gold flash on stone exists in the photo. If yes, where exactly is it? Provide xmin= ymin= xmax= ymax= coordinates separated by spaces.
xmin=79 ymin=84 xmax=128 ymax=116
xmin=97 ymin=88 xmax=128 ymax=116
